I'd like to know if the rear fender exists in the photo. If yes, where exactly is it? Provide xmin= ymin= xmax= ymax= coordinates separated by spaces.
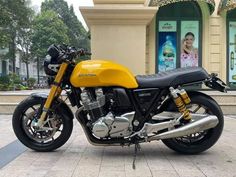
xmin=205 ymin=73 xmax=228 ymax=93
xmin=31 ymin=93 xmax=74 ymax=120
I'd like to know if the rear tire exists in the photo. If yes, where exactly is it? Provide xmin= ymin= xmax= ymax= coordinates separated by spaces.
xmin=161 ymin=92 xmax=224 ymax=154
xmin=12 ymin=96 xmax=73 ymax=152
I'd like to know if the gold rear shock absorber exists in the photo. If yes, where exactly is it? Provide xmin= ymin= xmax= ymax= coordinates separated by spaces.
xmin=179 ymin=89 xmax=191 ymax=105
xmin=170 ymin=87 xmax=191 ymax=122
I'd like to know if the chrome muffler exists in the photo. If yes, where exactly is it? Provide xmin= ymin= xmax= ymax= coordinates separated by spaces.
xmin=148 ymin=115 xmax=219 ymax=141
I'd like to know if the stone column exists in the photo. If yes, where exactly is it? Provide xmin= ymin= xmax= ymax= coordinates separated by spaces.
xmin=80 ymin=0 xmax=157 ymax=75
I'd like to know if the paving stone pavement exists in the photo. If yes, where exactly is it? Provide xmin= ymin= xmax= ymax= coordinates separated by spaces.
xmin=0 ymin=115 xmax=236 ymax=177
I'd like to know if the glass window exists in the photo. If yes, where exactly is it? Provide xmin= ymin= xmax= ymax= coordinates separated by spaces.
xmin=156 ymin=2 xmax=202 ymax=73
xmin=228 ymin=22 xmax=236 ymax=86
xmin=180 ymin=21 xmax=199 ymax=68
xmin=227 ymin=10 xmax=236 ymax=88
xmin=2 ymin=61 xmax=7 ymax=76
xmin=158 ymin=21 xmax=177 ymax=72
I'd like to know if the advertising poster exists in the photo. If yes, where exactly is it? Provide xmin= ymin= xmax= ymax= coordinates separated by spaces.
xmin=229 ymin=22 xmax=236 ymax=83
xmin=180 ymin=21 xmax=199 ymax=68
xmin=158 ymin=21 xmax=177 ymax=72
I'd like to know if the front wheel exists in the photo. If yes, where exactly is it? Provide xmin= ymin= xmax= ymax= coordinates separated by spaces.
xmin=12 ymin=96 xmax=73 ymax=152
xmin=161 ymin=92 xmax=224 ymax=154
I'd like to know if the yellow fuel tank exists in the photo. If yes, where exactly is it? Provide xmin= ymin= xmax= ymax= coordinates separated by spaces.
xmin=70 ymin=60 xmax=138 ymax=89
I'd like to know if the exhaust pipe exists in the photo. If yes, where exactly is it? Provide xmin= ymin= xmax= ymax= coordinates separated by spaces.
xmin=148 ymin=115 xmax=219 ymax=141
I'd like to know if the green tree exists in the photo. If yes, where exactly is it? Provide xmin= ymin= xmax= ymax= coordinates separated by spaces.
xmin=41 ymin=0 xmax=90 ymax=50
xmin=17 ymin=8 xmax=35 ymax=80
xmin=0 ymin=0 xmax=11 ymax=47
xmin=17 ymin=28 xmax=33 ymax=80
xmin=0 ymin=0 xmax=33 ymax=73
xmin=31 ymin=10 xmax=69 ymax=83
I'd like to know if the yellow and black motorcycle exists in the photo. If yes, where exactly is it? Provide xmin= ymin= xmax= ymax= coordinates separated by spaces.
xmin=13 ymin=44 xmax=227 ymax=155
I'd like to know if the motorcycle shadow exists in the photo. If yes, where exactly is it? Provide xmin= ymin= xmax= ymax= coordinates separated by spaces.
xmin=100 ymin=143 xmax=214 ymax=159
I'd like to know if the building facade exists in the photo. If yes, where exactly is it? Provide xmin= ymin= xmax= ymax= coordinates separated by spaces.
xmin=0 ymin=48 xmax=45 ymax=84
xmin=0 ymin=48 xmax=10 ymax=76
xmin=81 ymin=0 xmax=236 ymax=89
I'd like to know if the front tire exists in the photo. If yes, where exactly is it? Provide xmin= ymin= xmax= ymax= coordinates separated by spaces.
xmin=12 ymin=96 xmax=73 ymax=152
xmin=161 ymin=92 xmax=224 ymax=154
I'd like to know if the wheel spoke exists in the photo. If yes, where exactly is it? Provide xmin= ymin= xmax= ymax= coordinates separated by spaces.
xmin=23 ymin=113 xmax=30 ymax=119
xmin=27 ymin=119 xmax=33 ymax=126
xmin=204 ymin=108 xmax=211 ymax=114
xmin=191 ymin=105 xmax=201 ymax=113
xmin=31 ymin=106 xmax=36 ymax=111
xmin=21 ymin=105 xmax=66 ymax=145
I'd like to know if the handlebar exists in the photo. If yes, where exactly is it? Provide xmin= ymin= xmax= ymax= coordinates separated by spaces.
xmin=76 ymin=49 xmax=92 ymax=57
xmin=56 ymin=45 xmax=92 ymax=62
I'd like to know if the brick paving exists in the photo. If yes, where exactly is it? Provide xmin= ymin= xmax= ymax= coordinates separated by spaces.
xmin=0 ymin=115 xmax=236 ymax=177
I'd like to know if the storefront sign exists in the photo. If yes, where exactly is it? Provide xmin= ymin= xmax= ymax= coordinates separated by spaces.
xmin=180 ymin=21 xmax=199 ymax=68
xmin=229 ymin=21 xmax=236 ymax=83
xmin=158 ymin=21 xmax=177 ymax=72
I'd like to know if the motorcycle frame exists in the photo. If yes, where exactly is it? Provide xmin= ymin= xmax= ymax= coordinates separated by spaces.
xmin=37 ymin=61 xmax=227 ymax=138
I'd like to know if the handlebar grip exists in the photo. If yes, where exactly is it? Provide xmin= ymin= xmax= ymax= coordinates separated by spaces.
xmin=77 ymin=50 xmax=92 ymax=56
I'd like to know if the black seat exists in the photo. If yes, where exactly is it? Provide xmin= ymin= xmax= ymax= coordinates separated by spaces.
xmin=136 ymin=67 xmax=209 ymax=88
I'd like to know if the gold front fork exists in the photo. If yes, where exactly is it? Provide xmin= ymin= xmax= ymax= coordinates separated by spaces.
xmin=37 ymin=62 xmax=69 ymax=127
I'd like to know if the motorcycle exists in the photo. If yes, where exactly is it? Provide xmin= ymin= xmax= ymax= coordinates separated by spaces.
xmin=12 ymin=44 xmax=227 ymax=165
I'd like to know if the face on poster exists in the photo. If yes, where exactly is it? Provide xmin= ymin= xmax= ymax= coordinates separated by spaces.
xmin=229 ymin=21 xmax=236 ymax=83
xmin=158 ymin=21 xmax=177 ymax=72
xmin=180 ymin=21 xmax=199 ymax=68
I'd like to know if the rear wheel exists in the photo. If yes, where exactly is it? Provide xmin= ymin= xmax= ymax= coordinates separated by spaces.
xmin=12 ymin=96 xmax=73 ymax=152
xmin=161 ymin=92 xmax=224 ymax=154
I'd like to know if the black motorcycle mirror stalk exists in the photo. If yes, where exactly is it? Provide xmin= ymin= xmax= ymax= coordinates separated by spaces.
xmin=12 ymin=44 xmax=228 ymax=170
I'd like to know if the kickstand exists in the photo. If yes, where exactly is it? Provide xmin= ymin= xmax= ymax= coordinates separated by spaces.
xmin=132 ymin=143 xmax=141 ymax=170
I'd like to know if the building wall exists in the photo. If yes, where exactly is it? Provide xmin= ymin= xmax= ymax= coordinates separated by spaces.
xmin=145 ymin=0 xmax=228 ymax=83
xmin=0 ymin=60 xmax=10 ymax=76
xmin=91 ymin=25 xmax=147 ymax=75
xmin=0 ymin=60 xmax=2 ymax=75
xmin=6 ymin=60 xmax=9 ymax=75
xmin=0 ymin=49 xmax=45 ymax=81
xmin=19 ymin=62 xmax=39 ymax=80
xmin=80 ymin=2 xmax=157 ymax=75
xmin=82 ymin=0 xmax=230 ymax=83
xmin=209 ymin=0 xmax=227 ymax=82
xmin=147 ymin=16 xmax=156 ymax=74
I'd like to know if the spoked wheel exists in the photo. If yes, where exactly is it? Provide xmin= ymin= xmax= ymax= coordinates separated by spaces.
xmin=12 ymin=96 xmax=73 ymax=152
xmin=162 ymin=92 xmax=224 ymax=154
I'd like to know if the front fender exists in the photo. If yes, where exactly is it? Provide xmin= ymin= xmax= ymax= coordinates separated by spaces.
xmin=31 ymin=92 xmax=74 ymax=120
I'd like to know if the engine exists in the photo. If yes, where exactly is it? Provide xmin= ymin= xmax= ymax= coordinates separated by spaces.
xmin=80 ymin=88 xmax=134 ymax=138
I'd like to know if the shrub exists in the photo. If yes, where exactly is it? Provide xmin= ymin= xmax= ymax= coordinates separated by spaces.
xmin=9 ymin=73 xmax=21 ymax=85
xmin=0 ymin=74 xmax=24 ymax=91
xmin=27 ymin=78 xmax=36 ymax=88
xmin=0 ymin=84 xmax=10 ymax=91
xmin=0 ymin=75 xmax=11 ymax=91
xmin=0 ymin=75 xmax=11 ymax=85
xmin=8 ymin=84 xmax=14 ymax=91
